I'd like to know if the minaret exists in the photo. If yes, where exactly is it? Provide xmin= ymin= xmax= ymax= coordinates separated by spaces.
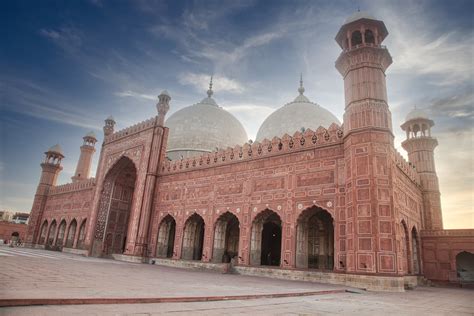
xmin=335 ymin=13 xmax=396 ymax=274
xmin=335 ymin=12 xmax=393 ymax=134
xmin=71 ymin=132 xmax=97 ymax=182
xmin=103 ymin=116 xmax=116 ymax=137
xmin=157 ymin=90 xmax=171 ymax=126
xmin=25 ymin=145 xmax=64 ymax=246
xmin=401 ymin=108 xmax=443 ymax=230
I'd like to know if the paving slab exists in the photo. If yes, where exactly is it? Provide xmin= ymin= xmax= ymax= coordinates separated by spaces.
xmin=0 ymin=246 xmax=344 ymax=300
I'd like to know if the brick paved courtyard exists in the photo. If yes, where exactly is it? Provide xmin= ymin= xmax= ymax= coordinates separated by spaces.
xmin=0 ymin=246 xmax=473 ymax=315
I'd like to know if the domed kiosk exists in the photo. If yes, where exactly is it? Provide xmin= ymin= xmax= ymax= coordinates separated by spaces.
xmin=256 ymin=77 xmax=340 ymax=141
xmin=165 ymin=79 xmax=248 ymax=160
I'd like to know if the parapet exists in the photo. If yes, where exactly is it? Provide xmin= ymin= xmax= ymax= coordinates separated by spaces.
xmin=393 ymin=150 xmax=420 ymax=185
xmin=161 ymin=123 xmax=344 ymax=174
xmin=49 ymin=178 xmax=96 ymax=195
xmin=105 ymin=117 xmax=157 ymax=143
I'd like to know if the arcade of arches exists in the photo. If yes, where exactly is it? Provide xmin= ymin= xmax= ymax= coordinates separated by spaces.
xmin=35 ymin=218 xmax=87 ymax=249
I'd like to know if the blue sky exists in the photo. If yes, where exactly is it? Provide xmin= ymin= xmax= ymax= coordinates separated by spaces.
xmin=1 ymin=0 xmax=473 ymax=228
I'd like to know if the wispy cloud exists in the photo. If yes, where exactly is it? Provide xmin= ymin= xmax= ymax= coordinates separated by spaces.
xmin=178 ymin=72 xmax=245 ymax=94
xmin=115 ymin=90 xmax=156 ymax=101
xmin=2 ymin=78 xmax=102 ymax=130
xmin=39 ymin=27 xmax=83 ymax=53
xmin=371 ymin=1 xmax=473 ymax=86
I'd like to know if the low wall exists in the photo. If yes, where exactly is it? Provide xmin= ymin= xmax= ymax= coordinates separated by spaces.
xmin=233 ymin=266 xmax=407 ymax=292
xmin=149 ymin=258 xmax=229 ymax=273
xmin=62 ymin=247 xmax=88 ymax=256
xmin=112 ymin=254 xmax=147 ymax=263
xmin=421 ymin=229 xmax=474 ymax=283
xmin=0 ymin=222 xmax=27 ymax=242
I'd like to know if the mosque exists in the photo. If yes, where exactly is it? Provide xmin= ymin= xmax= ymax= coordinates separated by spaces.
xmin=25 ymin=12 xmax=473 ymax=291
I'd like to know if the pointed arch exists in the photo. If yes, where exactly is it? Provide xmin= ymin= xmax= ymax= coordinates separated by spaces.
xmin=250 ymin=209 xmax=282 ymax=266
xmin=38 ymin=220 xmax=48 ymax=244
xmin=182 ymin=213 xmax=205 ymax=261
xmin=77 ymin=219 xmax=87 ymax=249
xmin=156 ymin=214 xmax=176 ymax=258
xmin=351 ymin=30 xmax=362 ymax=46
xmin=212 ymin=212 xmax=240 ymax=263
xmin=295 ymin=206 xmax=334 ymax=270
xmin=47 ymin=220 xmax=57 ymax=246
xmin=411 ymin=226 xmax=421 ymax=274
xmin=66 ymin=219 xmax=77 ymax=248
xmin=456 ymin=251 xmax=474 ymax=282
xmin=92 ymin=156 xmax=137 ymax=256
xmin=400 ymin=220 xmax=411 ymax=274
xmin=364 ymin=29 xmax=375 ymax=44
xmin=56 ymin=219 xmax=67 ymax=246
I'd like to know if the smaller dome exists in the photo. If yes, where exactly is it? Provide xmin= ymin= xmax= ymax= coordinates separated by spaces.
xmin=344 ymin=11 xmax=376 ymax=24
xmin=159 ymin=90 xmax=170 ymax=97
xmin=256 ymin=77 xmax=340 ymax=141
xmin=406 ymin=108 xmax=429 ymax=121
xmin=106 ymin=115 xmax=115 ymax=122
xmin=84 ymin=131 xmax=97 ymax=140
xmin=47 ymin=144 xmax=64 ymax=155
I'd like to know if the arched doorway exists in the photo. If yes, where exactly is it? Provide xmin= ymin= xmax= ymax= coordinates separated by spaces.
xmin=296 ymin=206 xmax=334 ymax=270
xmin=456 ymin=251 xmax=474 ymax=282
xmin=11 ymin=232 xmax=19 ymax=244
xmin=39 ymin=220 xmax=48 ymax=244
xmin=47 ymin=220 xmax=57 ymax=245
xmin=92 ymin=157 xmax=137 ymax=257
xmin=411 ymin=227 xmax=420 ymax=274
xmin=66 ymin=219 xmax=77 ymax=248
xmin=182 ymin=213 xmax=205 ymax=260
xmin=56 ymin=220 xmax=67 ymax=246
xmin=400 ymin=220 xmax=411 ymax=274
xmin=212 ymin=212 xmax=239 ymax=263
xmin=250 ymin=209 xmax=282 ymax=267
xmin=77 ymin=219 xmax=86 ymax=249
xmin=156 ymin=215 xmax=176 ymax=258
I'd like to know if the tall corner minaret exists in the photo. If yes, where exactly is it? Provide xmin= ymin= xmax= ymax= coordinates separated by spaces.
xmin=25 ymin=145 xmax=64 ymax=246
xmin=401 ymin=108 xmax=443 ymax=230
xmin=335 ymin=13 xmax=397 ymax=274
xmin=335 ymin=12 xmax=393 ymax=135
xmin=103 ymin=116 xmax=116 ymax=137
xmin=72 ymin=132 xmax=97 ymax=182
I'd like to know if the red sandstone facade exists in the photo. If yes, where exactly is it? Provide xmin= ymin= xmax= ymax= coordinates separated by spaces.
xmin=25 ymin=16 xmax=473 ymax=287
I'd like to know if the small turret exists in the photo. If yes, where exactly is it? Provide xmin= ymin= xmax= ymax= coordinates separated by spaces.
xmin=401 ymin=108 xmax=442 ymax=229
xmin=157 ymin=90 xmax=171 ymax=126
xmin=103 ymin=116 xmax=116 ymax=136
xmin=72 ymin=131 xmax=97 ymax=182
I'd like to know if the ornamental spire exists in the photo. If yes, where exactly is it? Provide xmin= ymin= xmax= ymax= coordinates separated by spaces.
xmin=207 ymin=75 xmax=214 ymax=98
xmin=298 ymin=73 xmax=305 ymax=95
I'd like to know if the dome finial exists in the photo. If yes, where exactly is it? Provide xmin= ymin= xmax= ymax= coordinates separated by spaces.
xmin=298 ymin=73 xmax=305 ymax=95
xmin=207 ymin=75 xmax=214 ymax=98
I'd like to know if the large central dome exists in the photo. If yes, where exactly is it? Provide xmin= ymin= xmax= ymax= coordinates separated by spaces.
xmin=256 ymin=78 xmax=340 ymax=141
xmin=165 ymin=83 xmax=248 ymax=160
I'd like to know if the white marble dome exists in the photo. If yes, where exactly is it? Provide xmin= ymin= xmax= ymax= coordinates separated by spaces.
xmin=256 ymin=82 xmax=340 ymax=141
xmin=406 ymin=108 xmax=429 ymax=121
xmin=165 ymin=89 xmax=248 ymax=160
